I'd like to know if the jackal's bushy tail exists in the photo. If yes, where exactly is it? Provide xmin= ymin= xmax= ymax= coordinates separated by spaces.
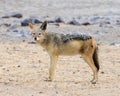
xmin=93 ymin=47 xmax=100 ymax=71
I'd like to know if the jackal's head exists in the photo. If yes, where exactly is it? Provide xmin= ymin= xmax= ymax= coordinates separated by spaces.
xmin=29 ymin=21 xmax=47 ymax=43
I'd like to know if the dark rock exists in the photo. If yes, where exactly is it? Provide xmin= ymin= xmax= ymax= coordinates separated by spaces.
xmin=43 ymin=16 xmax=64 ymax=24
xmin=34 ymin=19 xmax=42 ymax=24
xmin=101 ymin=71 xmax=104 ymax=74
xmin=21 ymin=19 xmax=31 ymax=26
xmin=81 ymin=22 xmax=91 ymax=26
xmin=42 ymin=16 xmax=55 ymax=23
xmin=47 ymin=19 xmax=55 ymax=23
xmin=104 ymin=21 xmax=111 ymax=24
xmin=2 ymin=12 xmax=23 ymax=19
xmin=39 ymin=92 xmax=43 ymax=94
xmin=2 ymin=16 xmax=10 ymax=18
xmin=30 ymin=16 xmax=42 ymax=24
xmin=54 ymin=17 xmax=64 ymax=23
xmin=11 ymin=13 xmax=23 ymax=18
xmin=21 ymin=17 xmax=42 ymax=26
xmin=17 ymin=65 xmax=21 ymax=67
xmin=116 ymin=20 xmax=120 ymax=25
xmin=68 ymin=19 xmax=80 ymax=25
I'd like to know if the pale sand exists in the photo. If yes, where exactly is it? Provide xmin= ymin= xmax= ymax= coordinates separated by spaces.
xmin=0 ymin=43 xmax=119 ymax=96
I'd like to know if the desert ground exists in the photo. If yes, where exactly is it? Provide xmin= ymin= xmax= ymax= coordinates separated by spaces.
xmin=0 ymin=0 xmax=120 ymax=96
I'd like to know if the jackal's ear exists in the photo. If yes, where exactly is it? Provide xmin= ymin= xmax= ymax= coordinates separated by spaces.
xmin=29 ymin=23 xmax=35 ymax=29
xmin=40 ymin=21 xmax=47 ymax=30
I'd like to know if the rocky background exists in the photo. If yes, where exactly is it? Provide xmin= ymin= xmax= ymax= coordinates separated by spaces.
xmin=0 ymin=0 xmax=120 ymax=96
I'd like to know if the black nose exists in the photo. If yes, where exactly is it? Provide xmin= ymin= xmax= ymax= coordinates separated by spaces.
xmin=34 ymin=37 xmax=37 ymax=40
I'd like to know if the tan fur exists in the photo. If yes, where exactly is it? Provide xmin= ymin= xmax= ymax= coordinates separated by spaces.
xmin=29 ymin=21 xmax=99 ymax=84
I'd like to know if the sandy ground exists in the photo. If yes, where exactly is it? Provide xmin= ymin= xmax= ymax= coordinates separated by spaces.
xmin=0 ymin=43 xmax=120 ymax=96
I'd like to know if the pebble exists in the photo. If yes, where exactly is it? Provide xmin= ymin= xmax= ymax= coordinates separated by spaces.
xmin=116 ymin=20 xmax=120 ymax=25
xmin=101 ymin=71 xmax=104 ymax=74
xmin=39 ymin=92 xmax=43 ymax=94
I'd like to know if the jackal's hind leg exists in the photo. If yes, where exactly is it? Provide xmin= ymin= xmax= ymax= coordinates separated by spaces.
xmin=82 ymin=55 xmax=98 ymax=84
xmin=49 ymin=54 xmax=58 ymax=81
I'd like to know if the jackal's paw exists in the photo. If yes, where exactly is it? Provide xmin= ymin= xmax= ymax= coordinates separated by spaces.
xmin=49 ymin=76 xmax=53 ymax=81
xmin=91 ymin=81 xmax=96 ymax=84
xmin=91 ymin=79 xmax=97 ymax=84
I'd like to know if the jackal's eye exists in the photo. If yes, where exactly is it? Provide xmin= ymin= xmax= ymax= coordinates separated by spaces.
xmin=38 ymin=33 xmax=41 ymax=35
xmin=32 ymin=33 xmax=35 ymax=36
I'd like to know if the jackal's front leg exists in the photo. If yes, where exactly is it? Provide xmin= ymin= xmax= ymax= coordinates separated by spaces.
xmin=49 ymin=54 xmax=58 ymax=81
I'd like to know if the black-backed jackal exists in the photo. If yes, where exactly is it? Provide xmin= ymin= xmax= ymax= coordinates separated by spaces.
xmin=29 ymin=21 xmax=100 ymax=84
